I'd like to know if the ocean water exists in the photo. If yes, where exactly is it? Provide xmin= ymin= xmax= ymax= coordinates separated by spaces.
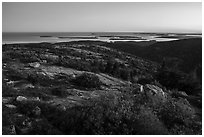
xmin=2 ymin=32 xmax=96 ymax=44
xmin=3 ymin=32 xmax=198 ymax=44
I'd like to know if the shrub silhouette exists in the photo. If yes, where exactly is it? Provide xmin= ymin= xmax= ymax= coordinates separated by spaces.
xmin=155 ymin=68 xmax=201 ymax=95
xmin=73 ymin=73 xmax=102 ymax=89
xmin=37 ymin=92 xmax=169 ymax=135
xmin=51 ymin=87 xmax=69 ymax=97
xmin=156 ymin=98 xmax=195 ymax=131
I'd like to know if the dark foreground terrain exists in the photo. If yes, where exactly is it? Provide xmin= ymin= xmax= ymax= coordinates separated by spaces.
xmin=2 ymin=39 xmax=202 ymax=135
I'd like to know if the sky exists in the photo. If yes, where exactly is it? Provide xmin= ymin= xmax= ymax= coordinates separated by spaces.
xmin=2 ymin=2 xmax=202 ymax=33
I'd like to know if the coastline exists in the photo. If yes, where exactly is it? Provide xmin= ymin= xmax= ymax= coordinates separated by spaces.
xmin=2 ymin=32 xmax=202 ymax=45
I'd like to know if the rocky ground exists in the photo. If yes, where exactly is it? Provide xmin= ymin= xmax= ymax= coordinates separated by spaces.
xmin=2 ymin=41 xmax=202 ymax=135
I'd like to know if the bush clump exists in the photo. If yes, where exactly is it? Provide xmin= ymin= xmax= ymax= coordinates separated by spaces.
xmin=155 ymin=68 xmax=201 ymax=95
xmin=51 ymin=87 xmax=70 ymax=97
xmin=73 ymin=73 xmax=102 ymax=89
xmin=156 ymin=97 xmax=198 ymax=134
xmin=37 ymin=92 xmax=169 ymax=135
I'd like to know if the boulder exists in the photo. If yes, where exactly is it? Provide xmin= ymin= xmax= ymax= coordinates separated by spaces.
xmin=5 ymin=104 xmax=17 ymax=109
xmin=21 ymin=83 xmax=35 ymax=89
xmin=143 ymin=84 xmax=167 ymax=104
xmin=145 ymin=84 xmax=166 ymax=97
xmin=16 ymin=96 xmax=27 ymax=102
xmin=6 ymin=80 xmax=15 ymax=86
xmin=140 ymin=85 xmax=144 ymax=93
xmin=16 ymin=96 xmax=40 ymax=102
xmin=31 ymin=97 xmax=40 ymax=102
xmin=29 ymin=62 xmax=40 ymax=68
xmin=71 ymin=74 xmax=76 ymax=78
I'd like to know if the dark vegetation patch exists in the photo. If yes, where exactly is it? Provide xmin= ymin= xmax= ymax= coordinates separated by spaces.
xmin=103 ymin=38 xmax=202 ymax=82
xmin=155 ymin=67 xmax=201 ymax=95
xmin=10 ymin=89 xmax=200 ymax=135
xmin=72 ymin=73 xmax=102 ymax=89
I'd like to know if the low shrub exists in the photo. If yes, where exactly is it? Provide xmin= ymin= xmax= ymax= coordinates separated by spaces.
xmin=39 ymin=92 xmax=169 ymax=135
xmin=131 ymin=107 xmax=169 ymax=135
xmin=29 ymin=118 xmax=63 ymax=135
xmin=155 ymin=68 xmax=201 ymax=95
xmin=51 ymin=87 xmax=70 ymax=97
xmin=156 ymin=98 xmax=195 ymax=130
xmin=2 ymin=83 xmax=18 ymax=97
xmin=72 ymin=73 xmax=102 ymax=89
xmin=16 ymin=101 xmax=40 ymax=117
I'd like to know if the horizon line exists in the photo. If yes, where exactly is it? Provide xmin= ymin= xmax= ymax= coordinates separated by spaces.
xmin=2 ymin=31 xmax=202 ymax=34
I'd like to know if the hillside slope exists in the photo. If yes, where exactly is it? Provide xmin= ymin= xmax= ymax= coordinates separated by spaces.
xmin=2 ymin=41 xmax=201 ymax=135
xmin=105 ymin=38 xmax=202 ymax=81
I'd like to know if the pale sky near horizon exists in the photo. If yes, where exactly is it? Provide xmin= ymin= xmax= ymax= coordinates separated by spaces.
xmin=2 ymin=2 xmax=202 ymax=33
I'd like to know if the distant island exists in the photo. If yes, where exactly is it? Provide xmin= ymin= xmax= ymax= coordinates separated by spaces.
xmin=109 ymin=38 xmax=145 ymax=40
xmin=40 ymin=36 xmax=53 ymax=38
xmin=58 ymin=36 xmax=98 ymax=39
xmin=100 ymin=35 xmax=145 ymax=40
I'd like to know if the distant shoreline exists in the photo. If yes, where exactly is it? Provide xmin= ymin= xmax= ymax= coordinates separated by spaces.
xmin=2 ymin=37 xmax=202 ymax=46
xmin=3 ymin=32 xmax=202 ymax=45
xmin=58 ymin=36 xmax=98 ymax=39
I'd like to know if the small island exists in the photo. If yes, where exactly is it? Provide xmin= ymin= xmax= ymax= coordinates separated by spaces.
xmin=58 ymin=36 xmax=98 ymax=39
xmin=40 ymin=36 xmax=53 ymax=38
